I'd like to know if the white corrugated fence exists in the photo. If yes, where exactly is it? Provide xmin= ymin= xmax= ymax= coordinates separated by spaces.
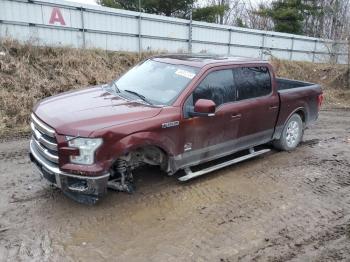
xmin=0 ymin=0 xmax=348 ymax=64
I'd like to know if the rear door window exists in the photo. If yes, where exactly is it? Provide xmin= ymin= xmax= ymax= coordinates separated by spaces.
xmin=232 ymin=67 xmax=271 ymax=100
xmin=193 ymin=69 xmax=236 ymax=106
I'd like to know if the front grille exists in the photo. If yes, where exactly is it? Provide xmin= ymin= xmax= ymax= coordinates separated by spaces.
xmin=30 ymin=113 xmax=58 ymax=164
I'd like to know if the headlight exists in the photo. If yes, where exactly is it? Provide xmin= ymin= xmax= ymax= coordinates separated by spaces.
xmin=66 ymin=137 xmax=102 ymax=165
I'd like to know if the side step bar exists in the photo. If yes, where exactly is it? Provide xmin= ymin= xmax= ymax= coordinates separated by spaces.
xmin=178 ymin=148 xmax=271 ymax=182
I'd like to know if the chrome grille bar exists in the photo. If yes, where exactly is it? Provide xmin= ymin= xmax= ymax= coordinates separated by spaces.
xmin=30 ymin=122 xmax=58 ymax=151
xmin=31 ymin=113 xmax=55 ymax=138
xmin=32 ymin=137 xmax=59 ymax=163
xmin=30 ymin=113 xmax=58 ymax=165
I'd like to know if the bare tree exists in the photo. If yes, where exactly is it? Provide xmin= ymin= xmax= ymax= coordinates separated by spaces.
xmin=302 ymin=0 xmax=350 ymax=40
xmin=241 ymin=0 xmax=273 ymax=30
xmin=220 ymin=0 xmax=246 ymax=25
xmin=198 ymin=0 xmax=349 ymax=40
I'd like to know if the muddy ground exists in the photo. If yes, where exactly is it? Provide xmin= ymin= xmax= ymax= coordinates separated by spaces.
xmin=0 ymin=109 xmax=350 ymax=262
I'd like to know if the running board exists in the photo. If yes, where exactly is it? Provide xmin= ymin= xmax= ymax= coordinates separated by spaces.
xmin=178 ymin=148 xmax=271 ymax=182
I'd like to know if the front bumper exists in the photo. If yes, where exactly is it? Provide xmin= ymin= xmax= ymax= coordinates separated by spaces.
xmin=29 ymin=139 xmax=110 ymax=204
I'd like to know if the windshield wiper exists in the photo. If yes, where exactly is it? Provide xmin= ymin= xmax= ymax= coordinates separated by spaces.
xmin=112 ymin=81 xmax=120 ymax=93
xmin=123 ymin=90 xmax=153 ymax=105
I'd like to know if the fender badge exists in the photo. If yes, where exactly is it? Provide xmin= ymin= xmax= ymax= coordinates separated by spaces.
xmin=162 ymin=121 xmax=179 ymax=129
xmin=184 ymin=142 xmax=192 ymax=152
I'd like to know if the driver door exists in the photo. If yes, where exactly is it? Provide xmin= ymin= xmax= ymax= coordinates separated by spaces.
xmin=179 ymin=68 xmax=240 ymax=167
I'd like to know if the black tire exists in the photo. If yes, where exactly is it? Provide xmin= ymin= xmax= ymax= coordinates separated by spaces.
xmin=273 ymin=113 xmax=303 ymax=151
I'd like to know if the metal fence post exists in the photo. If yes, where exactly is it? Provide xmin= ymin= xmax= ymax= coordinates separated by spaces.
xmin=348 ymin=38 xmax=350 ymax=89
xmin=328 ymin=41 xmax=336 ymax=64
xmin=348 ymin=39 xmax=350 ymax=88
xmin=227 ymin=29 xmax=231 ymax=56
xmin=312 ymin=40 xmax=317 ymax=63
xmin=138 ymin=0 xmax=142 ymax=57
xmin=138 ymin=14 xmax=141 ymax=57
xmin=333 ymin=42 xmax=339 ymax=64
xmin=80 ymin=7 xmax=85 ymax=49
xmin=260 ymin=34 xmax=265 ymax=59
xmin=188 ymin=10 xmax=192 ymax=53
xmin=289 ymin=37 xmax=294 ymax=60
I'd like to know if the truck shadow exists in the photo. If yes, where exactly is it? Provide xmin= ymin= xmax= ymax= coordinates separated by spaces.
xmin=41 ymin=139 xmax=318 ymax=207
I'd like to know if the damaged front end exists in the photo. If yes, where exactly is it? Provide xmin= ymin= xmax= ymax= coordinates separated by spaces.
xmin=30 ymin=139 xmax=109 ymax=204
xmin=29 ymin=114 xmax=109 ymax=204
xmin=106 ymin=146 xmax=170 ymax=194
xmin=29 ymin=113 xmax=171 ymax=204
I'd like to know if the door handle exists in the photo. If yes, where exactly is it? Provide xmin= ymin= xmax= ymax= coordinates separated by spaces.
xmin=269 ymin=105 xmax=279 ymax=110
xmin=231 ymin=113 xmax=242 ymax=119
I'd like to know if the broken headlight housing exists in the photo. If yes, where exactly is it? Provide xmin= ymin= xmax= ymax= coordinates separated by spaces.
xmin=66 ymin=137 xmax=102 ymax=165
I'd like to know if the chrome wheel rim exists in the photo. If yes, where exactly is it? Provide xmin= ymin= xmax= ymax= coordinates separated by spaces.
xmin=286 ymin=120 xmax=300 ymax=147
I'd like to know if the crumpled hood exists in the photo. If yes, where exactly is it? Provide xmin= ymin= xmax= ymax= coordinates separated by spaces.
xmin=33 ymin=86 xmax=162 ymax=137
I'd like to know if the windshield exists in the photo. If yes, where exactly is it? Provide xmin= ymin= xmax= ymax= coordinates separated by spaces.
xmin=114 ymin=59 xmax=199 ymax=105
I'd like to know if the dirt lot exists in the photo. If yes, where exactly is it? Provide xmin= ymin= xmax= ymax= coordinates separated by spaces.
xmin=0 ymin=109 xmax=349 ymax=261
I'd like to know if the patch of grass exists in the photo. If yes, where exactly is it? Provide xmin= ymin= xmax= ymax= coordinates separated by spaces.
xmin=0 ymin=39 xmax=153 ymax=137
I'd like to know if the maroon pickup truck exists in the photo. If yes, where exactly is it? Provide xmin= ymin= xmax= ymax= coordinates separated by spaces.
xmin=29 ymin=55 xmax=323 ymax=204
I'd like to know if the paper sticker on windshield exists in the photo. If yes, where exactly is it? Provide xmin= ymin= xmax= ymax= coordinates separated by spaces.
xmin=175 ymin=69 xmax=195 ymax=79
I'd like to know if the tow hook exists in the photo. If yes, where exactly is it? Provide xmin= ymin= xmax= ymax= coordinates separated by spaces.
xmin=68 ymin=180 xmax=89 ymax=193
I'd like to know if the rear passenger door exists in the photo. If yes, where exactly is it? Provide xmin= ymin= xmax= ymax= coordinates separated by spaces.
xmin=232 ymin=66 xmax=279 ymax=148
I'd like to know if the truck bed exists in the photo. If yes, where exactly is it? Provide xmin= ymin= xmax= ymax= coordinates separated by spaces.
xmin=274 ymin=77 xmax=322 ymax=140
xmin=276 ymin=78 xmax=314 ymax=91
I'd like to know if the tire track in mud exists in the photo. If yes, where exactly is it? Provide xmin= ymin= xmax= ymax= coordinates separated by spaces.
xmin=3 ymin=164 xmax=348 ymax=262
xmin=236 ymin=219 xmax=350 ymax=262
xmin=223 ymin=201 xmax=350 ymax=261
xmin=57 ymin=166 xmax=283 ymax=261
xmin=178 ymin=139 xmax=350 ymax=261
xmin=0 ymin=229 xmax=54 ymax=262
xmin=300 ymin=156 xmax=350 ymax=197
xmin=0 ymin=148 xmax=29 ymax=162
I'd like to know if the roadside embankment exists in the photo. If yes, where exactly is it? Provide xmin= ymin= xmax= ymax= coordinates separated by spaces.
xmin=0 ymin=39 xmax=349 ymax=138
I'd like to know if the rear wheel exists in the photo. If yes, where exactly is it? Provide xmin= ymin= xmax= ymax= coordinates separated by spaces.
xmin=273 ymin=114 xmax=303 ymax=151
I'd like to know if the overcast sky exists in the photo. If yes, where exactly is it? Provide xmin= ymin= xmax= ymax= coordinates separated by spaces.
xmin=67 ymin=0 xmax=265 ymax=7
xmin=69 ymin=0 xmax=98 ymax=5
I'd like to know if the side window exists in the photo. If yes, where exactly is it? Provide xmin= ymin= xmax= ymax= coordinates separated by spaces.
xmin=193 ymin=69 xmax=236 ymax=106
xmin=233 ymin=67 xmax=271 ymax=101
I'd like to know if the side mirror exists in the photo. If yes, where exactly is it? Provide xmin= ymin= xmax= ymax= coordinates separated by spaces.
xmin=189 ymin=99 xmax=216 ymax=117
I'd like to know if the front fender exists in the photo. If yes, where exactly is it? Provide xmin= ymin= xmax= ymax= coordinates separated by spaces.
xmin=102 ymin=131 xmax=177 ymax=170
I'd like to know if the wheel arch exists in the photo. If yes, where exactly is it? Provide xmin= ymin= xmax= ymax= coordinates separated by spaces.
xmin=272 ymin=109 xmax=304 ymax=151
xmin=282 ymin=107 xmax=307 ymax=129
xmin=273 ymin=107 xmax=307 ymax=140
xmin=294 ymin=108 xmax=306 ymax=124
xmin=105 ymin=131 xmax=175 ymax=172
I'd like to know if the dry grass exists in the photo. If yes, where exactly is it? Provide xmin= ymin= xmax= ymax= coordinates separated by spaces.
xmin=0 ymin=39 xmax=349 ymax=138
xmin=0 ymin=39 xmax=151 ymax=137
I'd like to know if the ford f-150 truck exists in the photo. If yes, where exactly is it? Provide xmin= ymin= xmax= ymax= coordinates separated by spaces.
xmin=29 ymin=55 xmax=323 ymax=204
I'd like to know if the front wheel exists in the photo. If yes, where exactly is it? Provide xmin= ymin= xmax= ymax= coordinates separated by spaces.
xmin=273 ymin=114 xmax=303 ymax=151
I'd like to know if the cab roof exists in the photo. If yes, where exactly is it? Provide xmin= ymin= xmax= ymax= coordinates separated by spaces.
xmin=151 ymin=54 xmax=267 ymax=68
